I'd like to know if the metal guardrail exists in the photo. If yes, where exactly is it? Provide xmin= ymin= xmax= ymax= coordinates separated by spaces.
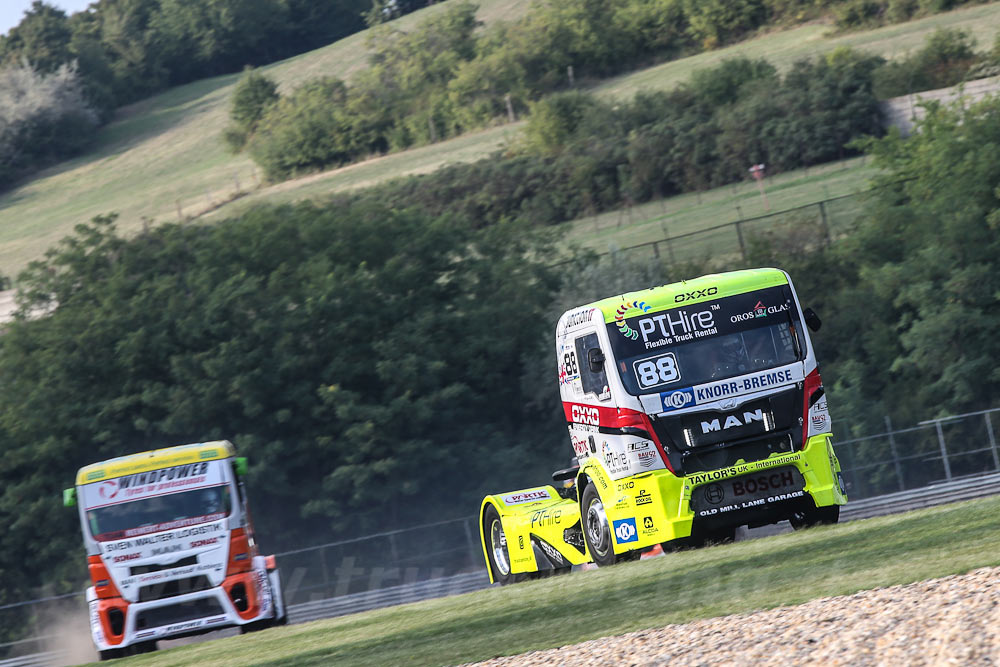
xmin=288 ymin=571 xmax=490 ymax=625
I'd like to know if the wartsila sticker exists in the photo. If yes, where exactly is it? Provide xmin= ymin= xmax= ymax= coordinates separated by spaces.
xmin=657 ymin=364 xmax=803 ymax=413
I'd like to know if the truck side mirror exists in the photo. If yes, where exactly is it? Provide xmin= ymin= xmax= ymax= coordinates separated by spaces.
xmin=63 ymin=488 xmax=77 ymax=507
xmin=587 ymin=348 xmax=605 ymax=373
xmin=803 ymin=307 xmax=821 ymax=332
xmin=235 ymin=457 xmax=248 ymax=477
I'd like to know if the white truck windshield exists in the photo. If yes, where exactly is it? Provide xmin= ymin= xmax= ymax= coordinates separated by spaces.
xmin=86 ymin=486 xmax=232 ymax=541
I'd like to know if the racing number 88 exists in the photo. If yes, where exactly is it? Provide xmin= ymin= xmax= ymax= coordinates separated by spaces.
xmin=636 ymin=354 xmax=679 ymax=388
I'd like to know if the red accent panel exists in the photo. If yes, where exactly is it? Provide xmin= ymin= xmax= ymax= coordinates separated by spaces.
xmin=563 ymin=402 xmax=675 ymax=473
xmin=88 ymin=554 xmax=122 ymax=599
xmin=223 ymin=571 xmax=261 ymax=621
xmin=226 ymin=528 xmax=252 ymax=576
xmin=802 ymin=368 xmax=823 ymax=448
xmin=96 ymin=598 xmax=128 ymax=645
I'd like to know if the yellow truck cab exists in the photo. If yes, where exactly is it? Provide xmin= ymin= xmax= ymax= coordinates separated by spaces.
xmin=64 ymin=441 xmax=286 ymax=659
xmin=479 ymin=268 xmax=847 ymax=583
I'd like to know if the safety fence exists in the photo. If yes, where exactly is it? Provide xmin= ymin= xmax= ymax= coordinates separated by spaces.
xmin=5 ymin=405 xmax=1000 ymax=663
xmin=601 ymin=190 xmax=871 ymax=269
xmin=836 ymin=407 xmax=1000 ymax=501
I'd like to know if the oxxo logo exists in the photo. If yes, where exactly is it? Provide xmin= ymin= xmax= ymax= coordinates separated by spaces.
xmin=674 ymin=286 xmax=718 ymax=303
xmin=571 ymin=405 xmax=600 ymax=426
xmin=613 ymin=518 xmax=637 ymax=543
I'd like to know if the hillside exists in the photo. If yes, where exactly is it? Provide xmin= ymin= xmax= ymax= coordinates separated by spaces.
xmin=1 ymin=2 xmax=1000 ymax=276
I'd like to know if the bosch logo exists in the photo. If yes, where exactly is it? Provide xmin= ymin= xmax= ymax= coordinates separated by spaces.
xmin=705 ymin=483 xmax=725 ymax=504
xmin=571 ymin=405 xmax=600 ymax=426
xmin=674 ymin=286 xmax=718 ymax=303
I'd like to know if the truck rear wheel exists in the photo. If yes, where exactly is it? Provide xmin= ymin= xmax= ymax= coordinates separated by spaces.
xmin=582 ymin=484 xmax=624 ymax=567
xmin=789 ymin=504 xmax=840 ymax=530
xmin=484 ymin=504 xmax=521 ymax=585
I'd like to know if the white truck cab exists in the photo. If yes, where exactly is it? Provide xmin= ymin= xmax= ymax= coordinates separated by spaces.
xmin=64 ymin=441 xmax=286 ymax=659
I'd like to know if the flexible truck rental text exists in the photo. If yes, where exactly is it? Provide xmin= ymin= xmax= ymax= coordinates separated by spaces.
xmin=64 ymin=440 xmax=286 ymax=659
xmin=480 ymin=268 xmax=847 ymax=582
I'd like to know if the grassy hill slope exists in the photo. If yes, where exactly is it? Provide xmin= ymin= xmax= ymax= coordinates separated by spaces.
xmin=2 ymin=2 xmax=1000 ymax=277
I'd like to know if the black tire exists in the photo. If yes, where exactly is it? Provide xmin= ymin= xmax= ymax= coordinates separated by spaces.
xmin=582 ymin=484 xmax=623 ymax=566
xmin=99 ymin=649 xmax=121 ymax=661
xmin=789 ymin=503 xmax=840 ymax=530
xmin=661 ymin=524 xmax=736 ymax=551
xmin=134 ymin=640 xmax=157 ymax=654
xmin=483 ymin=504 xmax=521 ymax=585
xmin=240 ymin=618 xmax=271 ymax=634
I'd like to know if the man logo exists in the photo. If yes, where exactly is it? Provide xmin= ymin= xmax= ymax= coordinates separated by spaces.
xmin=705 ymin=483 xmax=725 ymax=504
xmin=613 ymin=518 xmax=637 ymax=543
xmin=701 ymin=409 xmax=765 ymax=434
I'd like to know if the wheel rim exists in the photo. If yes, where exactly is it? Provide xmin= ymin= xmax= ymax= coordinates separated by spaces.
xmin=586 ymin=497 xmax=611 ymax=557
xmin=490 ymin=519 xmax=511 ymax=576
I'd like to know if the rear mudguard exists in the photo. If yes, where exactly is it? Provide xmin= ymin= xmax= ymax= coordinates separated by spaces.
xmin=480 ymin=435 xmax=845 ymax=581
xmin=479 ymin=486 xmax=589 ymax=583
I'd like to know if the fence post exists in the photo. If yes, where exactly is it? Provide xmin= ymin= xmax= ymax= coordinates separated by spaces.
xmin=818 ymin=200 xmax=832 ymax=246
xmin=885 ymin=415 xmax=905 ymax=492
xmin=934 ymin=420 xmax=953 ymax=480
xmin=986 ymin=412 xmax=1000 ymax=471
xmin=319 ymin=546 xmax=331 ymax=598
xmin=734 ymin=220 xmax=747 ymax=261
xmin=462 ymin=518 xmax=478 ymax=569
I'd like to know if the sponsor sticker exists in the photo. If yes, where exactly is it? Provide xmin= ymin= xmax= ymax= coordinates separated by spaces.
xmin=688 ymin=453 xmax=802 ymax=486
xmin=659 ymin=365 xmax=801 ymax=414
xmin=613 ymin=518 xmax=637 ymax=543
xmin=660 ymin=387 xmax=695 ymax=412
xmin=502 ymin=489 xmax=551 ymax=506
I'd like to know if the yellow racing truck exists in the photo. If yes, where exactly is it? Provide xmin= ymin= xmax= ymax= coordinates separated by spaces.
xmin=480 ymin=268 xmax=846 ymax=583
xmin=64 ymin=441 xmax=286 ymax=659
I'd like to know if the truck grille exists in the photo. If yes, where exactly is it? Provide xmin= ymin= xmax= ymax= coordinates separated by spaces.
xmin=137 ymin=575 xmax=213 ymax=602
xmin=134 ymin=597 xmax=225 ymax=629
xmin=650 ymin=386 xmax=803 ymax=474
xmin=131 ymin=556 xmax=197 ymax=576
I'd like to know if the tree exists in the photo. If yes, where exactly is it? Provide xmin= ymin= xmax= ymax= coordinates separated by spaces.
xmin=0 ymin=60 xmax=99 ymax=189
xmin=223 ymin=68 xmax=280 ymax=152
xmin=0 ymin=203 xmax=565 ymax=606
xmin=0 ymin=1 xmax=72 ymax=73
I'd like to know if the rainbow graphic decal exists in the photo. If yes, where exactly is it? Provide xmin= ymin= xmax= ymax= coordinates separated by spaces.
xmin=615 ymin=300 xmax=651 ymax=339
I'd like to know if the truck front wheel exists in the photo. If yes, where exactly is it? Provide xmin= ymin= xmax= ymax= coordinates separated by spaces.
xmin=582 ymin=484 xmax=622 ymax=567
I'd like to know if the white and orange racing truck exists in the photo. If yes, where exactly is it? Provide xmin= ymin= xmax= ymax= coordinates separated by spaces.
xmin=64 ymin=441 xmax=286 ymax=659
xmin=480 ymin=268 xmax=847 ymax=582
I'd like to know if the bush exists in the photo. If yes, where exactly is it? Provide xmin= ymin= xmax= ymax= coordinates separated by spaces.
xmin=247 ymin=78 xmax=359 ymax=180
xmin=224 ymin=68 xmax=280 ymax=152
xmin=523 ymin=91 xmax=608 ymax=154
xmin=873 ymin=28 xmax=979 ymax=98
xmin=688 ymin=56 xmax=777 ymax=106
xmin=684 ymin=0 xmax=768 ymax=48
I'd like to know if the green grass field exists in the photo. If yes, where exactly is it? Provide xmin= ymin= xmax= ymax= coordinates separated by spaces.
xmin=119 ymin=495 xmax=1000 ymax=667
xmin=3 ymin=3 xmax=1000 ymax=278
